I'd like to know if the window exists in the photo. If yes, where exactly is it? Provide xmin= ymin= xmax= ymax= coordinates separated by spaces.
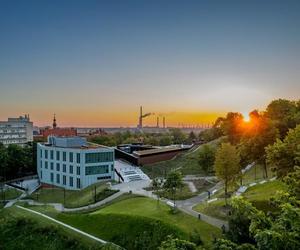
xmin=69 ymin=176 xmax=73 ymax=187
xmin=45 ymin=150 xmax=48 ymax=159
xmin=40 ymin=171 xmax=42 ymax=179
xmin=63 ymin=152 xmax=66 ymax=161
xmin=97 ymin=176 xmax=111 ymax=180
xmin=56 ymin=174 xmax=60 ymax=184
xmin=50 ymin=162 xmax=54 ymax=170
xmin=56 ymin=163 xmax=60 ymax=172
xmin=40 ymin=161 xmax=43 ymax=168
xmin=50 ymin=150 xmax=54 ymax=160
xmin=63 ymin=164 xmax=66 ymax=173
xmin=77 ymin=166 xmax=80 ymax=175
xmin=76 ymin=178 xmax=81 ymax=189
xmin=45 ymin=161 xmax=48 ymax=169
xmin=85 ymin=165 xmax=109 ymax=175
xmin=69 ymin=165 xmax=73 ymax=174
xmin=76 ymin=153 xmax=80 ymax=163
xmin=111 ymin=165 xmax=114 ymax=171
xmin=85 ymin=152 xmax=113 ymax=163
xmin=56 ymin=151 xmax=60 ymax=161
xmin=40 ymin=149 xmax=43 ymax=158
xmin=50 ymin=172 xmax=54 ymax=182
xmin=63 ymin=175 xmax=66 ymax=185
xmin=69 ymin=152 xmax=73 ymax=162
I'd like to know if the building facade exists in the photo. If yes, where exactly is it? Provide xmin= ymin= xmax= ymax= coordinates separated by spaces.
xmin=0 ymin=115 xmax=33 ymax=145
xmin=37 ymin=136 xmax=114 ymax=190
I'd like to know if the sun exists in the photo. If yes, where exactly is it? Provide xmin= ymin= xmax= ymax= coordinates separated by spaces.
xmin=243 ymin=113 xmax=250 ymax=122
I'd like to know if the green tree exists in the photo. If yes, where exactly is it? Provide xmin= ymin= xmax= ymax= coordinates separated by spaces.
xmin=266 ymin=124 xmax=300 ymax=176
xmin=159 ymin=235 xmax=196 ymax=250
xmin=159 ymin=136 xmax=172 ymax=146
xmin=170 ymin=128 xmax=186 ymax=144
xmin=198 ymin=144 xmax=215 ymax=173
xmin=152 ymin=177 xmax=163 ymax=206
xmin=214 ymin=143 xmax=240 ymax=203
xmin=265 ymin=99 xmax=299 ymax=138
xmin=163 ymin=171 xmax=184 ymax=210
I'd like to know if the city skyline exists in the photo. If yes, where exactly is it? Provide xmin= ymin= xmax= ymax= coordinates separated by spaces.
xmin=1 ymin=1 xmax=300 ymax=127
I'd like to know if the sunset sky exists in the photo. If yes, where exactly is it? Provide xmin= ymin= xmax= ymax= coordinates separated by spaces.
xmin=1 ymin=0 xmax=299 ymax=127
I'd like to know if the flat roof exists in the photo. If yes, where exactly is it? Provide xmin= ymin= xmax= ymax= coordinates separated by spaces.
xmin=132 ymin=146 xmax=187 ymax=156
xmin=41 ymin=142 xmax=111 ymax=150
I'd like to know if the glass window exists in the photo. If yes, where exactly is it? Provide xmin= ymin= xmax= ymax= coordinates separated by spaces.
xmin=63 ymin=152 xmax=66 ymax=161
xmin=69 ymin=176 xmax=73 ymax=187
xmin=45 ymin=150 xmax=48 ymax=159
xmin=40 ymin=149 xmax=43 ymax=158
xmin=63 ymin=175 xmax=66 ymax=185
xmin=69 ymin=165 xmax=73 ymax=174
xmin=76 ymin=178 xmax=81 ymax=189
xmin=85 ymin=152 xmax=113 ymax=163
xmin=56 ymin=174 xmax=60 ymax=184
xmin=76 ymin=153 xmax=80 ymax=163
xmin=40 ymin=161 xmax=43 ymax=168
xmin=69 ymin=152 xmax=73 ymax=162
xmin=56 ymin=163 xmax=60 ymax=172
xmin=45 ymin=161 xmax=48 ymax=169
xmin=50 ymin=172 xmax=54 ymax=182
xmin=56 ymin=151 xmax=60 ymax=161
xmin=63 ymin=164 xmax=66 ymax=173
xmin=77 ymin=166 xmax=80 ymax=175
xmin=85 ymin=165 xmax=109 ymax=175
xmin=40 ymin=170 xmax=42 ymax=179
xmin=50 ymin=150 xmax=54 ymax=160
xmin=50 ymin=162 xmax=54 ymax=170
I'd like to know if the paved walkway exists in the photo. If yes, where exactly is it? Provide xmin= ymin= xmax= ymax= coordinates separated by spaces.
xmin=16 ymin=205 xmax=107 ymax=244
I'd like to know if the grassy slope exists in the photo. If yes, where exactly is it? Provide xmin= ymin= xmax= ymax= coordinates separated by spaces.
xmin=142 ymin=139 xmax=221 ymax=178
xmin=27 ymin=182 xmax=117 ymax=208
xmin=1 ymin=188 xmax=22 ymax=200
xmin=194 ymin=180 xmax=286 ymax=219
xmin=0 ymin=206 xmax=105 ymax=249
xmin=50 ymin=196 xmax=221 ymax=248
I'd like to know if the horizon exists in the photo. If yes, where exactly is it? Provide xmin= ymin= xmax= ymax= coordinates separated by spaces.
xmin=1 ymin=0 xmax=300 ymax=127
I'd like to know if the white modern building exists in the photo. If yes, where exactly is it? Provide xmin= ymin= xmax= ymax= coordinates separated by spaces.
xmin=0 ymin=115 xmax=33 ymax=145
xmin=37 ymin=136 xmax=115 ymax=190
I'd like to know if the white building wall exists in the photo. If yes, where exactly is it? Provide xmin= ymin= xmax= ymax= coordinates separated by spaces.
xmin=37 ymin=143 xmax=114 ymax=190
xmin=0 ymin=116 xmax=33 ymax=145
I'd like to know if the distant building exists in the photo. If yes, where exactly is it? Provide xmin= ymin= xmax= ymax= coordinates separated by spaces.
xmin=0 ymin=115 xmax=33 ymax=145
xmin=39 ymin=115 xmax=77 ymax=138
xmin=37 ymin=136 xmax=115 ymax=190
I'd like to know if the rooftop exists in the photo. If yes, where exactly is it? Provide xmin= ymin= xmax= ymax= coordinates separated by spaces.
xmin=132 ymin=145 xmax=189 ymax=156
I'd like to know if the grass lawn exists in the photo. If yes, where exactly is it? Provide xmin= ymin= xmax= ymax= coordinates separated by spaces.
xmin=1 ymin=188 xmax=22 ymax=200
xmin=26 ymin=181 xmax=118 ymax=208
xmin=242 ymin=164 xmax=276 ymax=185
xmin=142 ymin=139 xmax=221 ymax=178
xmin=242 ymin=180 xmax=286 ymax=211
xmin=194 ymin=180 xmax=286 ymax=219
xmin=155 ymin=183 xmax=198 ymax=200
xmin=0 ymin=206 xmax=109 ymax=249
xmin=33 ymin=196 xmax=221 ymax=249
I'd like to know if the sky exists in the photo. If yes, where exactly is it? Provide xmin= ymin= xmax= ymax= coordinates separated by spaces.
xmin=0 ymin=0 xmax=299 ymax=127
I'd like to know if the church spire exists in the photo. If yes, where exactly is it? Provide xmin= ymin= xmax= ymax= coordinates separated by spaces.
xmin=53 ymin=114 xmax=57 ymax=129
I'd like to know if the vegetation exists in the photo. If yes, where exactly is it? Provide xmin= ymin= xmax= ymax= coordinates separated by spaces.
xmin=198 ymin=144 xmax=216 ymax=174
xmin=49 ymin=197 xmax=221 ymax=249
xmin=266 ymin=124 xmax=300 ymax=176
xmin=0 ymin=142 xmax=36 ymax=181
xmin=162 ymin=171 xmax=184 ymax=208
xmin=143 ymin=139 xmax=221 ymax=178
xmin=0 ymin=207 xmax=117 ymax=250
xmin=1 ymin=187 xmax=22 ymax=201
xmin=27 ymin=182 xmax=117 ymax=208
xmin=89 ymin=129 xmax=195 ymax=147
xmin=214 ymin=143 xmax=240 ymax=202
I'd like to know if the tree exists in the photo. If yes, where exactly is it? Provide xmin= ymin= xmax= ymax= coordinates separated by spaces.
xmin=163 ymin=171 xmax=184 ymax=210
xmin=159 ymin=236 xmax=196 ymax=250
xmin=266 ymin=124 xmax=300 ymax=176
xmin=152 ymin=177 xmax=163 ymax=206
xmin=265 ymin=99 xmax=299 ymax=138
xmin=214 ymin=143 xmax=240 ymax=203
xmin=239 ymin=111 xmax=279 ymax=179
xmin=170 ymin=128 xmax=186 ymax=144
xmin=198 ymin=144 xmax=215 ymax=173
